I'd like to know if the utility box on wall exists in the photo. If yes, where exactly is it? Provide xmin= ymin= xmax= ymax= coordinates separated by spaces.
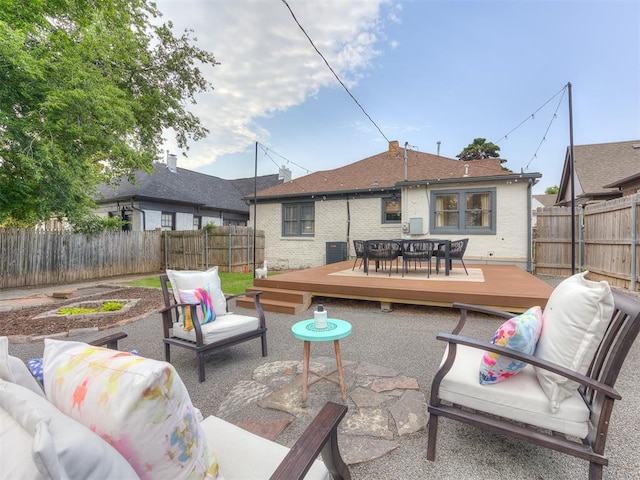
xmin=409 ymin=218 xmax=423 ymax=235
xmin=326 ymin=242 xmax=347 ymax=264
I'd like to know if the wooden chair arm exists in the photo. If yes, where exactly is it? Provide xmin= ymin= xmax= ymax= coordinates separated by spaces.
xmin=436 ymin=333 xmax=621 ymax=400
xmin=88 ymin=332 xmax=128 ymax=350
xmin=228 ymin=291 xmax=267 ymax=330
xmin=450 ymin=302 xmax=517 ymax=335
xmin=270 ymin=402 xmax=351 ymax=480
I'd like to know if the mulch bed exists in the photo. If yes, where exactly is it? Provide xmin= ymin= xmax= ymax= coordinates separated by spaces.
xmin=1 ymin=287 xmax=164 ymax=338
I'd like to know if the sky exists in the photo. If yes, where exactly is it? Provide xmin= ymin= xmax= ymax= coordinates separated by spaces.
xmin=155 ymin=0 xmax=639 ymax=195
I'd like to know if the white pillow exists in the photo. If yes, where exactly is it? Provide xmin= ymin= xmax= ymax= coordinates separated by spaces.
xmin=43 ymin=339 xmax=221 ymax=480
xmin=534 ymin=271 xmax=614 ymax=412
xmin=166 ymin=266 xmax=228 ymax=315
xmin=0 ymin=336 xmax=45 ymax=397
xmin=0 ymin=379 xmax=138 ymax=479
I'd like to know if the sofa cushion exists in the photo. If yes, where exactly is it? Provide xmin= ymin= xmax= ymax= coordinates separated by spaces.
xmin=167 ymin=267 xmax=227 ymax=315
xmin=440 ymin=345 xmax=590 ymax=438
xmin=534 ymin=271 xmax=614 ymax=412
xmin=171 ymin=313 xmax=259 ymax=344
xmin=201 ymin=414 xmax=329 ymax=480
xmin=43 ymin=339 xmax=220 ymax=480
xmin=0 ymin=379 xmax=138 ymax=479
xmin=178 ymin=285 xmax=216 ymax=331
xmin=0 ymin=336 xmax=45 ymax=397
xmin=479 ymin=306 xmax=543 ymax=384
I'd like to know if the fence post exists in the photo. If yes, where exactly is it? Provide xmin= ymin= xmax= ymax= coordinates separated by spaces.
xmin=578 ymin=207 xmax=584 ymax=272
xmin=632 ymin=197 xmax=637 ymax=292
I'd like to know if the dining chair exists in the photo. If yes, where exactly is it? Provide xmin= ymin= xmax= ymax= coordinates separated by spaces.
xmin=435 ymin=238 xmax=468 ymax=275
xmin=400 ymin=240 xmax=435 ymax=277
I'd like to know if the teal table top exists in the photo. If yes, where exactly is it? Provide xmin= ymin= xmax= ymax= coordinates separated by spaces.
xmin=291 ymin=318 xmax=352 ymax=342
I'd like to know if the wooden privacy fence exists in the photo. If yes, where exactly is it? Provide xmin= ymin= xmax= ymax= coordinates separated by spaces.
xmin=0 ymin=229 xmax=162 ymax=288
xmin=534 ymin=194 xmax=640 ymax=290
xmin=161 ymin=226 xmax=264 ymax=273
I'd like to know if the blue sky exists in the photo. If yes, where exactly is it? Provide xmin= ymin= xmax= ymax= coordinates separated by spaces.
xmin=156 ymin=0 xmax=639 ymax=194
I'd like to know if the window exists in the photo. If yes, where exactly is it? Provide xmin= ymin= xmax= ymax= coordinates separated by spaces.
xmin=193 ymin=216 xmax=202 ymax=230
xmin=161 ymin=212 xmax=175 ymax=231
xmin=431 ymin=188 xmax=495 ymax=234
xmin=382 ymin=198 xmax=401 ymax=223
xmin=282 ymin=202 xmax=315 ymax=236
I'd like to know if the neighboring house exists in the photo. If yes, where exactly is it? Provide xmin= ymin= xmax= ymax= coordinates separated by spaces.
xmin=532 ymin=194 xmax=556 ymax=227
xmin=556 ymin=140 xmax=640 ymax=206
xmin=250 ymin=142 xmax=542 ymax=270
xmin=94 ymin=158 xmax=284 ymax=230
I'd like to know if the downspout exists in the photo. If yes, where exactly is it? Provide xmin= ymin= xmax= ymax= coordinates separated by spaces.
xmin=130 ymin=200 xmax=146 ymax=230
xmin=527 ymin=179 xmax=533 ymax=273
xmin=346 ymin=194 xmax=351 ymax=257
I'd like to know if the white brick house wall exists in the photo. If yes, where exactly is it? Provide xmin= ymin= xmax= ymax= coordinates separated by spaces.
xmin=255 ymin=179 xmax=532 ymax=270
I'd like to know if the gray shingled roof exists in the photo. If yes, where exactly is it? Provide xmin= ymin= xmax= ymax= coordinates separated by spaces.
xmin=574 ymin=140 xmax=640 ymax=195
xmin=95 ymin=163 xmax=281 ymax=213
xmin=533 ymin=194 xmax=557 ymax=207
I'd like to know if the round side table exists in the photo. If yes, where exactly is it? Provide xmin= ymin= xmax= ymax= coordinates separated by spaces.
xmin=291 ymin=318 xmax=352 ymax=403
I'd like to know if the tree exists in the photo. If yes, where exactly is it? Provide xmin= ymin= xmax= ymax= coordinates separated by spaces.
xmin=545 ymin=186 xmax=559 ymax=195
xmin=0 ymin=0 xmax=217 ymax=226
xmin=457 ymin=138 xmax=506 ymax=164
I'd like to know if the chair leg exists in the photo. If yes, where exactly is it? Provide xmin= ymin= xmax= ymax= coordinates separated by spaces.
xmin=164 ymin=343 xmax=171 ymax=362
xmin=261 ymin=332 xmax=268 ymax=356
xmin=588 ymin=462 xmax=603 ymax=480
xmin=461 ymin=259 xmax=468 ymax=275
xmin=198 ymin=354 xmax=206 ymax=383
xmin=426 ymin=413 xmax=439 ymax=461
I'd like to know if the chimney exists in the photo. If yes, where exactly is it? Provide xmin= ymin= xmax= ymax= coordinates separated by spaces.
xmin=279 ymin=165 xmax=292 ymax=182
xmin=388 ymin=140 xmax=400 ymax=157
xmin=167 ymin=153 xmax=177 ymax=173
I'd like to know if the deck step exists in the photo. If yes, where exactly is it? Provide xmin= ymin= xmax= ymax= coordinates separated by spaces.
xmin=235 ymin=287 xmax=311 ymax=315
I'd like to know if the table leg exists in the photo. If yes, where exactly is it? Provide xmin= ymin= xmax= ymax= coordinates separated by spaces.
xmin=333 ymin=339 xmax=347 ymax=401
xmin=302 ymin=340 xmax=310 ymax=403
xmin=445 ymin=241 xmax=450 ymax=276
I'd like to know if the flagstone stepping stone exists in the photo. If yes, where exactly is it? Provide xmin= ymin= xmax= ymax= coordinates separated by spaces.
xmin=217 ymin=380 xmax=271 ymax=416
xmin=341 ymin=407 xmax=393 ymax=439
xmin=371 ymin=375 xmax=419 ymax=393
xmin=339 ymin=435 xmax=399 ymax=465
xmin=349 ymin=386 xmax=393 ymax=408
xmin=234 ymin=417 xmax=293 ymax=441
xmin=388 ymin=389 xmax=428 ymax=436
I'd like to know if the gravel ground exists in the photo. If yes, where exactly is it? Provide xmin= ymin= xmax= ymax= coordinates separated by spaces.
xmin=5 ymin=275 xmax=640 ymax=479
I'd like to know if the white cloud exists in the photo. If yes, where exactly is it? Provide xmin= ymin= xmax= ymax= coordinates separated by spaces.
xmin=156 ymin=0 xmax=392 ymax=170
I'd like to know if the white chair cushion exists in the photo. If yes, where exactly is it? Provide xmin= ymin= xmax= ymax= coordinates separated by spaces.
xmin=166 ymin=267 xmax=228 ymax=315
xmin=534 ymin=271 xmax=614 ymax=413
xmin=439 ymin=345 xmax=590 ymax=438
xmin=172 ymin=313 xmax=260 ymax=344
xmin=201 ymin=414 xmax=329 ymax=480
xmin=0 ymin=379 xmax=138 ymax=479
xmin=0 ymin=336 xmax=45 ymax=397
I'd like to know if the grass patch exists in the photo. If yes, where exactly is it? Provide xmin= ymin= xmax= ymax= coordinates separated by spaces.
xmin=127 ymin=271 xmax=279 ymax=295
xmin=56 ymin=301 xmax=125 ymax=315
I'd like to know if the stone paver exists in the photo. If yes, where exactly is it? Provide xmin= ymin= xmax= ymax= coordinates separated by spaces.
xmin=216 ymin=357 xmax=428 ymax=466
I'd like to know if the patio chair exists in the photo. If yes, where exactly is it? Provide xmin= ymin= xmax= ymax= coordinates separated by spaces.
xmin=400 ymin=239 xmax=435 ymax=277
xmin=160 ymin=269 xmax=267 ymax=382
xmin=364 ymin=240 xmax=401 ymax=276
xmin=435 ymin=238 xmax=468 ymax=274
xmin=427 ymin=274 xmax=640 ymax=480
xmin=352 ymin=239 xmax=366 ymax=270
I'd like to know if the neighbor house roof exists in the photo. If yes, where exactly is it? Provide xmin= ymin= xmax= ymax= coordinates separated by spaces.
xmin=95 ymin=163 xmax=281 ymax=213
xmin=533 ymin=194 xmax=557 ymax=208
xmin=231 ymin=174 xmax=283 ymax=197
xmin=253 ymin=149 xmax=533 ymax=200
xmin=557 ymin=140 xmax=640 ymax=205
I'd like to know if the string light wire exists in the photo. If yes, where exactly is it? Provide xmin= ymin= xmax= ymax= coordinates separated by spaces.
xmin=281 ymin=0 xmax=390 ymax=143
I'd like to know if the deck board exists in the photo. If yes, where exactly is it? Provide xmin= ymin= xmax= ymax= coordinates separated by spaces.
xmin=253 ymin=261 xmax=553 ymax=312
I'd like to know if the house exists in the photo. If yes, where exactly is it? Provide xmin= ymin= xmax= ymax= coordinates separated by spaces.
xmin=556 ymin=140 xmax=640 ymax=206
xmin=249 ymin=142 xmax=542 ymax=271
xmin=94 ymin=157 xmax=284 ymax=230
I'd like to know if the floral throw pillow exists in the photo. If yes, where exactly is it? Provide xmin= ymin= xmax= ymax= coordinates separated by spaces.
xmin=479 ymin=306 xmax=543 ymax=384
xmin=178 ymin=286 xmax=216 ymax=331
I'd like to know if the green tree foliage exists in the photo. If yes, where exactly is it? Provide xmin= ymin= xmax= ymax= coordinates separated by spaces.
xmin=457 ymin=138 xmax=506 ymax=164
xmin=545 ymin=185 xmax=559 ymax=195
xmin=0 ymin=0 xmax=217 ymax=226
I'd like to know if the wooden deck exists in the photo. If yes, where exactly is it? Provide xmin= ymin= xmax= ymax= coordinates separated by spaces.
xmin=240 ymin=261 xmax=554 ymax=314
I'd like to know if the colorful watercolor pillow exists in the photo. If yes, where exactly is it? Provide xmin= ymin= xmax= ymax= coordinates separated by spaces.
xmin=534 ymin=271 xmax=614 ymax=413
xmin=43 ymin=339 xmax=220 ymax=480
xmin=0 ymin=336 xmax=45 ymax=397
xmin=479 ymin=306 xmax=543 ymax=384
xmin=178 ymin=286 xmax=216 ymax=331
xmin=167 ymin=267 xmax=227 ymax=316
